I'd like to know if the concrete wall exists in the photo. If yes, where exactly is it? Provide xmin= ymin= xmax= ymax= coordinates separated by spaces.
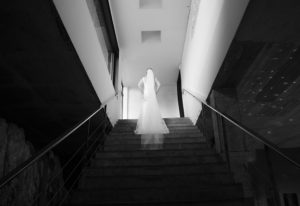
xmin=180 ymin=0 xmax=249 ymax=123
xmin=127 ymin=88 xmax=143 ymax=119
xmin=53 ymin=0 xmax=119 ymax=124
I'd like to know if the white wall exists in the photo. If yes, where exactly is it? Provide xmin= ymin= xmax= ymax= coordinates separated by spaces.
xmin=157 ymin=85 xmax=180 ymax=118
xmin=181 ymin=0 xmax=249 ymax=123
xmin=126 ymin=85 xmax=179 ymax=119
xmin=106 ymin=94 xmax=120 ymax=125
xmin=183 ymin=91 xmax=202 ymax=124
xmin=53 ymin=0 xmax=119 ymax=124
xmin=127 ymin=88 xmax=142 ymax=119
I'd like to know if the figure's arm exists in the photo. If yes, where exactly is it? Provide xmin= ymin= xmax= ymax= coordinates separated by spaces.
xmin=138 ymin=78 xmax=144 ymax=92
xmin=155 ymin=78 xmax=160 ymax=93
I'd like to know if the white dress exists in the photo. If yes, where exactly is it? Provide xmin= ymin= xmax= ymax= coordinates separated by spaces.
xmin=135 ymin=70 xmax=169 ymax=134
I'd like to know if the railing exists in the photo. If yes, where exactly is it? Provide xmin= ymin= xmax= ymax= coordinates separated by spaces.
xmin=183 ymin=89 xmax=300 ymax=169
xmin=0 ymin=92 xmax=120 ymax=205
xmin=183 ymin=89 xmax=300 ymax=206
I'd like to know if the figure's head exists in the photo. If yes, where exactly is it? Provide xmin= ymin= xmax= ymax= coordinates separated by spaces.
xmin=146 ymin=67 xmax=154 ymax=78
xmin=146 ymin=67 xmax=153 ymax=73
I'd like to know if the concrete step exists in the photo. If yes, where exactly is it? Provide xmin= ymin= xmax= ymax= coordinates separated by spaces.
xmin=69 ymin=117 xmax=251 ymax=206
xmin=108 ymin=132 xmax=203 ymax=139
xmin=115 ymin=121 xmax=195 ymax=127
xmin=110 ymin=128 xmax=201 ymax=135
xmin=117 ymin=118 xmax=192 ymax=125
xmin=115 ymin=123 xmax=194 ymax=129
xmin=68 ymin=198 xmax=253 ymax=206
xmin=70 ymin=184 xmax=243 ymax=204
xmin=79 ymin=173 xmax=235 ymax=189
xmin=83 ymin=163 xmax=229 ymax=176
xmin=103 ymin=142 xmax=210 ymax=151
xmin=91 ymin=154 xmax=223 ymax=167
xmin=113 ymin=125 xmax=198 ymax=131
xmin=95 ymin=148 xmax=217 ymax=159
xmin=105 ymin=136 xmax=206 ymax=145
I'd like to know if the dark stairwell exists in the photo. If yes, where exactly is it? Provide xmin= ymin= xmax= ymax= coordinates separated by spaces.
xmin=69 ymin=118 xmax=253 ymax=206
xmin=1 ymin=0 xmax=300 ymax=205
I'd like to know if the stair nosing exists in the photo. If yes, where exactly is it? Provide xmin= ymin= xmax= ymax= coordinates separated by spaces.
xmin=96 ymin=148 xmax=216 ymax=155
xmin=75 ymin=183 xmax=242 ymax=192
xmin=104 ymin=142 xmax=209 ymax=147
xmin=83 ymin=171 xmax=234 ymax=178
xmin=70 ymin=198 xmax=248 ymax=206
xmin=94 ymin=153 xmax=219 ymax=160
xmin=85 ymin=162 xmax=228 ymax=169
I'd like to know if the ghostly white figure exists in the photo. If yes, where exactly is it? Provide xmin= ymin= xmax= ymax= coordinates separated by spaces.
xmin=135 ymin=68 xmax=169 ymax=149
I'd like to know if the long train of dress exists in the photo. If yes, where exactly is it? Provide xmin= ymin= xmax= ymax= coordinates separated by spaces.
xmin=135 ymin=70 xmax=169 ymax=149
xmin=135 ymin=75 xmax=169 ymax=135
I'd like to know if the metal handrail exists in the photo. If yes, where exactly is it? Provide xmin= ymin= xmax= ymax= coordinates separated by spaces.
xmin=0 ymin=92 xmax=119 ymax=188
xmin=183 ymin=89 xmax=300 ymax=169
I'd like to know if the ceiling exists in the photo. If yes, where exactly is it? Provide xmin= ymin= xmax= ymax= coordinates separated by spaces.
xmin=109 ymin=0 xmax=191 ymax=87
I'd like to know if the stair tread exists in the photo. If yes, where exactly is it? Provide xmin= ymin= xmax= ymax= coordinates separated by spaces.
xmin=71 ymin=184 xmax=243 ymax=204
xmin=114 ymin=125 xmax=197 ymax=128
xmin=91 ymin=155 xmax=223 ymax=167
xmin=95 ymin=153 xmax=219 ymax=160
xmin=76 ymin=183 xmax=242 ymax=191
xmin=104 ymin=142 xmax=209 ymax=147
xmin=86 ymin=161 xmax=227 ymax=170
xmin=84 ymin=163 xmax=229 ymax=177
xmin=115 ymin=124 xmax=195 ymax=129
xmin=108 ymin=133 xmax=203 ymax=139
xmin=105 ymin=139 xmax=206 ymax=145
xmin=95 ymin=149 xmax=216 ymax=159
xmin=117 ymin=118 xmax=192 ymax=123
xmin=113 ymin=127 xmax=199 ymax=132
xmin=103 ymin=142 xmax=210 ymax=151
xmin=110 ymin=130 xmax=201 ymax=135
xmin=83 ymin=168 xmax=232 ymax=177
xmin=80 ymin=173 xmax=235 ymax=189
xmin=70 ymin=117 xmax=249 ymax=205
xmin=106 ymin=135 xmax=205 ymax=141
xmin=68 ymin=198 xmax=252 ymax=206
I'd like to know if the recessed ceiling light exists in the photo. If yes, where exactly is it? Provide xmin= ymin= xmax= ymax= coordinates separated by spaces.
xmin=139 ymin=0 xmax=162 ymax=9
xmin=141 ymin=31 xmax=161 ymax=43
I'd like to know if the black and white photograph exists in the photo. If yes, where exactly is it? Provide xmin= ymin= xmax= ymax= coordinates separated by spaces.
xmin=0 ymin=0 xmax=300 ymax=205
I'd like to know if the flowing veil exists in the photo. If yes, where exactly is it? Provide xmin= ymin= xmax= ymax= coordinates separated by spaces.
xmin=135 ymin=69 xmax=169 ymax=134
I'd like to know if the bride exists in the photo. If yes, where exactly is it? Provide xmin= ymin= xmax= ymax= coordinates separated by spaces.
xmin=135 ymin=68 xmax=169 ymax=149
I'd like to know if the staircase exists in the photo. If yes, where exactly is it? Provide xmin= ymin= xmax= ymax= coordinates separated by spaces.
xmin=70 ymin=118 xmax=252 ymax=205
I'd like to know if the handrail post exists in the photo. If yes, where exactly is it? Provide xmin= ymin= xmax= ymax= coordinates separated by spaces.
xmin=87 ymin=119 xmax=91 ymax=138
xmin=202 ymin=97 xmax=231 ymax=171
xmin=220 ymin=116 xmax=231 ymax=172
xmin=265 ymin=146 xmax=282 ymax=206
xmin=104 ymin=106 xmax=108 ymax=136
xmin=39 ymin=156 xmax=48 ymax=206
xmin=86 ymin=119 xmax=91 ymax=160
